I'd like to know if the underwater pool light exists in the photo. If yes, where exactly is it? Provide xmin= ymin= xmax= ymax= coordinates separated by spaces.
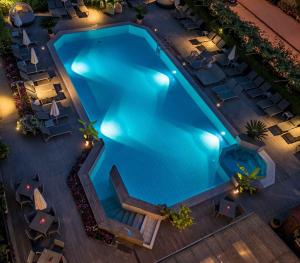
xmin=100 ymin=121 xmax=121 ymax=139
xmin=71 ymin=61 xmax=90 ymax=75
xmin=201 ymin=132 xmax=220 ymax=149
xmin=153 ymin=72 xmax=170 ymax=87
xmin=221 ymin=131 xmax=226 ymax=136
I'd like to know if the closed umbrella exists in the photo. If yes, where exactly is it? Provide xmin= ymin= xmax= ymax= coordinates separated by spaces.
xmin=61 ymin=0 xmax=67 ymax=8
xmin=50 ymin=100 xmax=60 ymax=122
xmin=228 ymin=45 xmax=236 ymax=62
xmin=30 ymin=48 xmax=39 ymax=72
xmin=34 ymin=188 xmax=47 ymax=210
xmin=22 ymin=29 xmax=31 ymax=49
xmin=14 ymin=13 xmax=22 ymax=28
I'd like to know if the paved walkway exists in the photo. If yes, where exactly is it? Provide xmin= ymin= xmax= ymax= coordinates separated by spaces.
xmin=0 ymin=4 xmax=300 ymax=263
xmin=232 ymin=0 xmax=300 ymax=61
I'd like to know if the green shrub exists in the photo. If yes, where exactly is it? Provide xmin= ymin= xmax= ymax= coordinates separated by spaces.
xmin=0 ymin=10 xmax=11 ymax=56
xmin=161 ymin=205 xmax=193 ymax=230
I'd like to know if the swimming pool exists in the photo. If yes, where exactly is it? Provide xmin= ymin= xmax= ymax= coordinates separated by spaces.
xmin=53 ymin=24 xmax=237 ymax=207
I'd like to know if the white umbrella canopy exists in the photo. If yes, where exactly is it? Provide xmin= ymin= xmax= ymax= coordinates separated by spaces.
xmin=34 ymin=188 xmax=47 ymax=210
xmin=228 ymin=45 xmax=236 ymax=61
xmin=14 ymin=13 xmax=22 ymax=28
xmin=30 ymin=48 xmax=39 ymax=72
xmin=50 ymin=100 xmax=60 ymax=118
xmin=22 ymin=29 xmax=31 ymax=48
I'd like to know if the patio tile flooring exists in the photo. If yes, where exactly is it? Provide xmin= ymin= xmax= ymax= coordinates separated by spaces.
xmin=0 ymin=4 xmax=299 ymax=263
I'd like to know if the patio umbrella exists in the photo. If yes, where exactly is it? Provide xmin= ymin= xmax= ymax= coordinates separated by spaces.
xmin=61 ymin=0 xmax=67 ymax=8
xmin=228 ymin=45 xmax=236 ymax=61
xmin=30 ymin=47 xmax=39 ymax=72
xmin=50 ymin=100 xmax=60 ymax=122
xmin=34 ymin=188 xmax=47 ymax=210
xmin=22 ymin=29 xmax=31 ymax=49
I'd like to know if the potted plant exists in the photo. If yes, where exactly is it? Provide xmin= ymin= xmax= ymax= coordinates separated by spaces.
xmin=135 ymin=4 xmax=146 ymax=24
xmin=78 ymin=119 xmax=99 ymax=148
xmin=17 ymin=115 xmax=40 ymax=135
xmin=234 ymin=164 xmax=264 ymax=195
xmin=0 ymin=142 xmax=9 ymax=160
xmin=161 ymin=205 xmax=193 ymax=230
xmin=245 ymin=120 xmax=268 ymax=142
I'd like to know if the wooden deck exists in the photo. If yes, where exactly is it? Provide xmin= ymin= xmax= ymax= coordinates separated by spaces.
xmin=0 ymin=4 xmax=299 ymax=263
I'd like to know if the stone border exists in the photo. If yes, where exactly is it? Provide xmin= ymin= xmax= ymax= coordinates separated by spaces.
xmin=47 ymin=22 xmax=239 ymax=209
xmin=77 ymin=141 xmax=144 ymax=246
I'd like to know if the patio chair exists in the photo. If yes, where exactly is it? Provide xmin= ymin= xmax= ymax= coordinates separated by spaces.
xmin=282 ymin=127 xmax=300 ymax=144
xmin=189 ymin=32 xmax=217 ymax=45
xmin=27 ymin=249 xmax=39 ymax=263
xmin=184 ymin=19 xmax=204 ymax=31
xmin=47 ymin=220 xmax=61 ymax=236
xmin=217 ymin=84 xmax=243 ymax=102
xmin=25 ymin=81 xmax=58 ymax=101
xmin=174 ymin=8 xmax=193 ymax=20
xmin=264 ymin=99 xmax=290 ymax=117
xmin=25 ymin=229 xmax=44 ymax=241
xmin=274 ymin=116 xmax=300 ymax=134
xmin=195 ymin=64 xmax=226 ymax=86
xmin=50 ymin=239 xmax=65 ymax=253
xmin=24 ymin=212 xmax=36 ymax=224
xmin=256 ymin=93 xmax=282 ymax=109
xmin=33 ymin=103 xmax=70 ymax=121
xmin=171 ymin=4 xmax=188 ymax=17
xmin=212 ymin=78 xmax=238 ymax=94
xmin=16 ymin=193 xmax=33 ymax=208
xmin=223 ymin=62 xmax=248 ymax=77
xmin=241 ymin=75 xmax=265 ymax=91
xmin=20 ymin=71 xmax=51 ymax=83
xmin=40 ymin=123 xmax=72 ymax=142
xmin=246 ymin=82 xmax=272 ymax=98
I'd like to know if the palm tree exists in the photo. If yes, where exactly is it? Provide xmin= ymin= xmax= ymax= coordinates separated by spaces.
xmin=245 ymin=120 xmax=268 ymax=141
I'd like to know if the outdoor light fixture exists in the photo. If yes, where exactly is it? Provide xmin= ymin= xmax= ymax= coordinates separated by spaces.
xmin=233 ymin=189 xmax=239 ymax=195
xmin=154 ymin=28 xmax=158 ymax=32
xmin=216 ymin=103 xmax=221 ymax=107
xmin=221 ymin=131 xmax=226 ymax=136
xmin=172 ymin=70 xmax=177 ymax=74
xmin=85 ymin=140 xmax=90 ymax=147
xmin=16 ymin=121 xmax=21 ymax=131
xmin=182 ymin=62 xmax=187 ymax=66
xmin=41 ymin=46 xmax=45 ymax=50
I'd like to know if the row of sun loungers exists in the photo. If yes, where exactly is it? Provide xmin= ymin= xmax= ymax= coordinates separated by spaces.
xmin=48 ymin=0 xmax=88 ymax=18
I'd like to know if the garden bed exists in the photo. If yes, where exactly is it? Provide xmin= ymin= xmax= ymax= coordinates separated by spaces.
xmin=67 ymin=149 xmax=116 ymax=245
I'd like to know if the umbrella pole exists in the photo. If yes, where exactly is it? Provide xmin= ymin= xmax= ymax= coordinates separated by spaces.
xmin=35 ymin=64 xmax=37 ymax=72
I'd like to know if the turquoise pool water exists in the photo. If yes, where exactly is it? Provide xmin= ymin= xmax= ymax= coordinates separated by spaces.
xmin=54 ymin=24 xmax=237 ymax=206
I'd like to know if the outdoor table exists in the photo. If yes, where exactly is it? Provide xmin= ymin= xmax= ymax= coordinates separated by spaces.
xmin=218 ymin=199 xmax=238 ymax=219
xmin=16 ymin=180 xmax=39 ymax=200
xmin=37 ymin=249 xmax=63 ymax=263
xmin=29 ymin=211 xmax=54 ymax=235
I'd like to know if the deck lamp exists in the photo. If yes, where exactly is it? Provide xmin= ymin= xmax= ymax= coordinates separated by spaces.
xmin=16 ymin=121 xmax=21 ymax=131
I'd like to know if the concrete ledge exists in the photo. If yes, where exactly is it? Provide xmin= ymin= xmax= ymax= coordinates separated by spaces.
xmin=110 ymin=166 xmax=163 ymax=219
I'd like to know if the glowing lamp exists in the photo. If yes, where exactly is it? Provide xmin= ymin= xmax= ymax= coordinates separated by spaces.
xmin=220 ymin=131 xmax=226 ymax=136
xmin=172 ymin=70 xmax=177 ymax=74
xmin=71 ymin=61 xmax=90 ymax=75
xmin=233 ymin=189 xmax=239 ymax=195
xmin=201 ymin=132 xmax=220 ymax=149
xmin=216 ymin=103 xmax=221 ymax=108
xmin=100 ymin=121 xmax=121 ymax=139
xmin=153 ymin=72 xmax=170 ymax=87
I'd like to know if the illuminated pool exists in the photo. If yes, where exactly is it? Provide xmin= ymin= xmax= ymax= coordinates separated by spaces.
xmin=53 ymin=24 xmax=237 ymax=206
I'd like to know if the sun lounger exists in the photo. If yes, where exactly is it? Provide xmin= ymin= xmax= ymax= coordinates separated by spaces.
xmin=246 ymin=82 xmax=272 ymax=98
xmin=17 ymin=61 xmax=45 ymax=74
xmin=40 ymin=124 xmax=72 ymax=142
xmin=217 ymin=84 xmax=243 ymax=101
xmin=171 ymin=4 xmax=188 ymax=18
xmin=264 ymin=99 xmax=290 ymax=116
xmin=65 ymin=0 xmax=77 ymax=18
xmin=212 ymin=78 xmax=238 ymax=94
xmin=25 ymin=82 xmax=57 ymax=100
xmin=35 ymin=109 xmax=69 ymax=121
xmin=256 ymin=93 xmax=282 ymax=109
xmin=223 ymin=62 xmax=248 ymax=76
xmin=240 ymin=76 xmax=265 ymax=91
xmin=12 ymin=45 xmax=30 ymax=61
xmin=184 ymin=19 xmax=203 ymax=31
xmin=77 ymin=0 xmax=89 ymax=15
xmin=189 ymin=32 xmax=217 ymax=45
xmin=198 ymin=38 xmax=226 ymax=53
xmin=20 ymin=71 xmax=50 ymax=82
xmin=234 ymin=70 xmax=257 ymax=84
xmin=282 ymin=127 xmax=300 ymax=143
xmin=175 ymin=8 xmax=193 ymax=20
xmin=275 ymin=116 xmax=300 ymax=133
xmin=195 ymin=64 xmax=226 ymax=86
